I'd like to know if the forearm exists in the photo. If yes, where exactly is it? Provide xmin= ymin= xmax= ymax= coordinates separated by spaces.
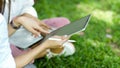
xmin=8 ymin=15 xmax=22 ymax=36
xmin=15 ymin=44 xmax=47 ymax=68
xmin=8 ymin=23 xmax=16 ymax=36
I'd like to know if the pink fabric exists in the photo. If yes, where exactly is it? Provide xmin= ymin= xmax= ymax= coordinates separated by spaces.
xmin=10 ymin=44 xmax=34 ymax=63
xmin=42 ymin=17 xmax=70 ymax=29
xmin=10 ymin=17 xmax=70 ymax=58
xmin=10 ymin=44 xmax=31 ymax=57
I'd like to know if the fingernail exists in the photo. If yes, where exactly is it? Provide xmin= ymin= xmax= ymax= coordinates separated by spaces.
xmin=38 ymin=34 xmax=41 ymax=37
xmin=32 ymin=35 xmax=36 ymax=38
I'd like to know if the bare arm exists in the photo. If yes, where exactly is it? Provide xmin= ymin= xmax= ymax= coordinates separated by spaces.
xmin=14 ymin=36 xmax=68 ymax=68
xmin=8 ymin=22 xmax=17 ymax=36
xmin=15 ymin=43 xmax=47 ymax=68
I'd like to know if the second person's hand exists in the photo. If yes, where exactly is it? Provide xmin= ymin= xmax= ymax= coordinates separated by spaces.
xmin=41 ymin=35 xmax=70 ymax=49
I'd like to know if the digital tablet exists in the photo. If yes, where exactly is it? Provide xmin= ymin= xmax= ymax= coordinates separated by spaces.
xmin=41 ymin=14 xmax=91 ymax=43
xmin=10 ymin=14 xmax=91 ymax=49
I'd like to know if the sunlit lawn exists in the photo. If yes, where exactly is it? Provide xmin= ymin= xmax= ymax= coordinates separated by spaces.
xmin=34 ymin=0 xmax=120 ymax=68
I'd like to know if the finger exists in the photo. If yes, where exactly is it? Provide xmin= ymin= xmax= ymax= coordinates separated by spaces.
xmin=34 ymin=26 xmax=50 ymax=34
xmin=39 ymin=21 xmax=51 ymax=29
xmin=55 ymin=38 xmax=67 ymax=45
xmin=49 ymin=36 xmax=68 ymax=44
xmin=40 ymin=25 xmax=50 ymax=31
xmin=53 ymin=35 xmax=70 ymax=39
xmin=52 ymin=35 xmax=69 ymax=42
xmin=52 ymin=35 xmax=62 ymax=38
xmin=62 ymin=35 xmax=70 ymax=40
xmin=29 ymin=27 xmax=40 ymax=37
xmin=61 ymin=35 xmax=70 ymax=45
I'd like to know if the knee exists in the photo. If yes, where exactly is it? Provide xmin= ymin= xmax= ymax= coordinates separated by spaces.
xmin=59 ymin=17 xmax=70 ymax=25
xmin=55 ymin=17 xmax=70 ymax=28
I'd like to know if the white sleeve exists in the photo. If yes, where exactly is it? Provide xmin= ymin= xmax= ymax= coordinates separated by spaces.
xmin=21 ymin=0 xmax=38 ymax=17
xmin=0 ymin=14 xmax=16 ymax=68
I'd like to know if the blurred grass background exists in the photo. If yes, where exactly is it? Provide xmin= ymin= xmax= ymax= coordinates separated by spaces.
xmin=34 ymin=0 xmax=120 ymax=68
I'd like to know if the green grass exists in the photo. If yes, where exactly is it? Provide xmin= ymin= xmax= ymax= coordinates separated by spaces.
xmin=34 ymin=0 xmax=120 ymax=68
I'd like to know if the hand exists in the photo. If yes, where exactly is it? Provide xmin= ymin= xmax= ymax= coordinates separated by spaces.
xmin=42 ymin=35 xmax=70 ymax=49
xmin=13 ymin=13 xmax=51 ymax=37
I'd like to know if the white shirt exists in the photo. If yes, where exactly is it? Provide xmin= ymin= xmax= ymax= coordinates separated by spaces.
xmin=4 ymin=0 xmax=37 ymax=22
xmin=0 ymin=14 xmax=16 ymax=68
xmin=0 ymin=0 xmax=37 ymax=68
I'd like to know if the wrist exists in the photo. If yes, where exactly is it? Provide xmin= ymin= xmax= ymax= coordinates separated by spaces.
xmin=13 ymin=16 xmax=22 ymax=26
xmin=10 ymin=17 xmax=21 ymax=29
